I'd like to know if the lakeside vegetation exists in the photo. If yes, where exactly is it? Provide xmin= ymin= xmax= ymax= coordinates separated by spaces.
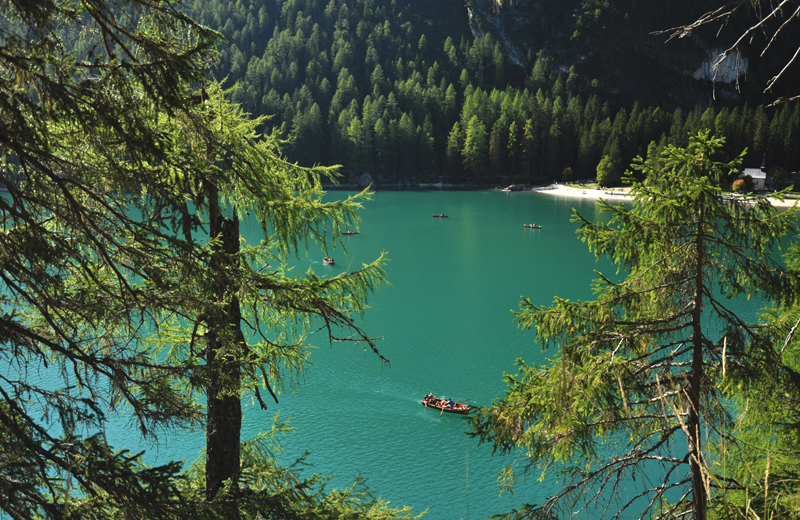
xmin=3 ymin=0 xmax=800 ymax=519
xmin=0 ymin=1 xmax=411 ymax=518
xmin=473 ymin=132 xmax=800 ymax=519
xmin=182 ymin=0 xmax=800 ymax=186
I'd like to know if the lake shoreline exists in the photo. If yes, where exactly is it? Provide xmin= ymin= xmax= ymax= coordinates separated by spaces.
xmin=535 ymin=184 xmax=800 ymax=209
xmin=324 ymin=182 xmax=799 ymax=210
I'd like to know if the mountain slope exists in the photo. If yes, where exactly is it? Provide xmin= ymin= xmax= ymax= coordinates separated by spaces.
xmin=181 ymin=0 xmax=800 ymax=185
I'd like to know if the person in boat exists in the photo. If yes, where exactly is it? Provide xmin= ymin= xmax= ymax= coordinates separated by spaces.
xmin=447 ymin=398 xmax=455 ymax=408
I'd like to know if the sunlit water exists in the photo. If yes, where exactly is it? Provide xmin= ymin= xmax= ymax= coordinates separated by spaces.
xmin=153 ymin=190 xmax=608 ymax=518
xmin=10 ymin=190 xmax=784 ymax=519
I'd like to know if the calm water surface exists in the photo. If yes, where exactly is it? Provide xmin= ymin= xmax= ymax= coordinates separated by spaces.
xmin=4 ymin=190 xmax=782 ymax=519
xmin=143 ymin=189 xmax=613 ymax=519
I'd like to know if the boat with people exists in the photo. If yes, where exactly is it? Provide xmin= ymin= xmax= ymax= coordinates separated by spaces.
xmin=342 ymin=230 xmax=359 ymax=235
xmin=421 ymin=394 xmax=470 ymax=415
xmin=432 ymin=214 xmax=449 ymax=218
xmin=323 ymin=257 xmax=335 ymax=265
xmin=524 ymin=223 xmax=542 ymax=229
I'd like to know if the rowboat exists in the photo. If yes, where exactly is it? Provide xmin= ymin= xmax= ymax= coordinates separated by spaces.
xmin=342 ymin=230 xmax=359 ymax=235
xmin=432 ymin=214 xmax=449 ymax=218
xmin=323 ymin=257 xmax=335 ymax=265
xmin=421 ymin=394 xmax=470 ymax=414
xmin=524 ymin=224 xmax=542 ymax=229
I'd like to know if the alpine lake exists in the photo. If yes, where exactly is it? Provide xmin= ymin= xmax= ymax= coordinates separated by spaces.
xmin=97 ymin=189 xmax=774 ymax=518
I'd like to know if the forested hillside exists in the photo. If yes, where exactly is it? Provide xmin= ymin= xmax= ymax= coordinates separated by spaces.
xmin=184 ymin=0 xmax=800 ymax=186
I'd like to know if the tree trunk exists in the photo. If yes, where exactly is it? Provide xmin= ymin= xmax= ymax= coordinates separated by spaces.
xmin=205 ymin=191 xmax=243 ymax=505
xmin=688 ymin=192 xmax=707 ymax=520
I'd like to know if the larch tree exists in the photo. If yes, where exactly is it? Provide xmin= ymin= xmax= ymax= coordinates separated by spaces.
xmin=0 ymin=1 xmax=413 ymax=518
xmin=470 ymin=131 xmax=800 ymax=520
xmin=462 ymin=115 xmax=488 ymax=177
xmin=156 ymin=83 xmax=393 ymax=513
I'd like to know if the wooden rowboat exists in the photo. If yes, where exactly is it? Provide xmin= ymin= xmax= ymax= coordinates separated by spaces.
xmin=432 ymin=214 xmax=449 ymax=218
xmin=524 ymin=224 xmax=542 ymax=229
xmin=421 ymin=394 xmax=470 ymax=415
xmin=342 ymin=230 xmax=359 ymax=235
xmin=323 ymin=257 xmax=335 ymax=265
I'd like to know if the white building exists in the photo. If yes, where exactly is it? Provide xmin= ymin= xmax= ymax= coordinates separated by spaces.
xmin=739 ymin=166 xmax=769 ymax=190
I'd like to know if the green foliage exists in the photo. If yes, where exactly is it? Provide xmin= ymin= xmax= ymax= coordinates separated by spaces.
xmin=174 ymin=0 xmax=800 ymax=185
xmin=741 ymin=174 xmax=755 ymax=192
xmin=0 ymin=0 xmax=412 ymax=517
xmin=172 ymin=416 xmax=421 ymax=519
xmin=462 ymin=115 xmax=488 ymax=176
xmin=769 ymin=166 xmax=791 ymax=190
xmin=708 ymin=240 xmax=800 ymax=519
xmin=470 ymin=131 xmax=800 ymax=520
xmin=595 ymin=153 xmax=620 ymax=187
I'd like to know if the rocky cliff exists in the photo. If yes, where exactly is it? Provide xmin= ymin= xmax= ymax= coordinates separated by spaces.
xmin=462 ymin=0 xmax=796 ymax=108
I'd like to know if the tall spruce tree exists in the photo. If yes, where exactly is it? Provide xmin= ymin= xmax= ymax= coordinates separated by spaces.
xmin=470 ymin=131 xmax=800 ymax=520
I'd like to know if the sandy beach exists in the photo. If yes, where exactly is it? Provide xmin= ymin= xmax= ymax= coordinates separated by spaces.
xmin=534 ymin=184 xmax=800 ymax=210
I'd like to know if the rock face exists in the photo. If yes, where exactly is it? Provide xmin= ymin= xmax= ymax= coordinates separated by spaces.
xmin=359 ymin=173 xmax=374 ymax=188
xmin=461 ymin=0 xmax=762 ymax=107
xmin=693 ymin=49 xmax=748 ymax=84
xmin=467 ymin=2 xmax=527 ymax=67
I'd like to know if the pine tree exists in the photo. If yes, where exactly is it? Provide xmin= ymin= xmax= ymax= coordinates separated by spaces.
xmin=470 ymin=131 xmax=800 ymax=520
xmin=445 ymin=121 xmax=465 ymax=176
xmin=507 ymin=120 xmax=520 ymax=175
xmin=489 ymin=121 xmax=505 ymax=176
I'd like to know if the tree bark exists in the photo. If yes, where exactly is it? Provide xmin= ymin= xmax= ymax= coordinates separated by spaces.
xmin=205 ymin=190 xmax=243 ymax=505
xmin=688 ymin=192 xmax=707 ymax=520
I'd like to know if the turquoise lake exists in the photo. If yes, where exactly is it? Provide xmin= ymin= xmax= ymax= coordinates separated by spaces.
xmin=113 ymin=189 xmax=617 ymax=519
xmin=10 ymin=188 xmax=783 ymax=519
xmin=12 ymin=188 xmax=783 ymax=519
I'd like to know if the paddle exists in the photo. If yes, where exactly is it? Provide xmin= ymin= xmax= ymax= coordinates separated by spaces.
xmin=440 ymin=397 xmax=459 ymax=416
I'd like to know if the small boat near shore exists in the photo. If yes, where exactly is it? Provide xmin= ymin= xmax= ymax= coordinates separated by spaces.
xmin=323 ymin=257 xmax=335 ymax=265
xmin=421 ymin=394 xmax=470 ymax=415
xmin=524 ymin=223 xmax=542 ymax=229
xmin=342 ymin=230 xmax=359 ymax=235
xmin=432 ymin=213 xmax=449 ymax=218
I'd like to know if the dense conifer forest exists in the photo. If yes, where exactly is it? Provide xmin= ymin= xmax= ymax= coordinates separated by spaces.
xmin=5 ymin=1 xmax=800 ymax=518
xmin=182 ymin=0 xmax=800 ymax=186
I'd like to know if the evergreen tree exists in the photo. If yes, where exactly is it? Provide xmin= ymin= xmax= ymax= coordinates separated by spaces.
xmin=471 ymin=131 xmax=800 ymax=520
xmin=507 ymin=120 xmax=520 ymax=175
xmin=0 ymin=2 xmax=414 ymax=518
xmin=712 ymin=242 xmax=800 ymax=518
xmin=596 ymin=137 xmax=624 ymax=187
xmin=398 ymin=112 xmax=417 ymax=176
xmin=445 ymin=121 xmax=465 ymax=176
xmin=489 ymin=121 xmax=505 ymax=175
xmin=462 ymin=115 xmax=488 ymax=177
